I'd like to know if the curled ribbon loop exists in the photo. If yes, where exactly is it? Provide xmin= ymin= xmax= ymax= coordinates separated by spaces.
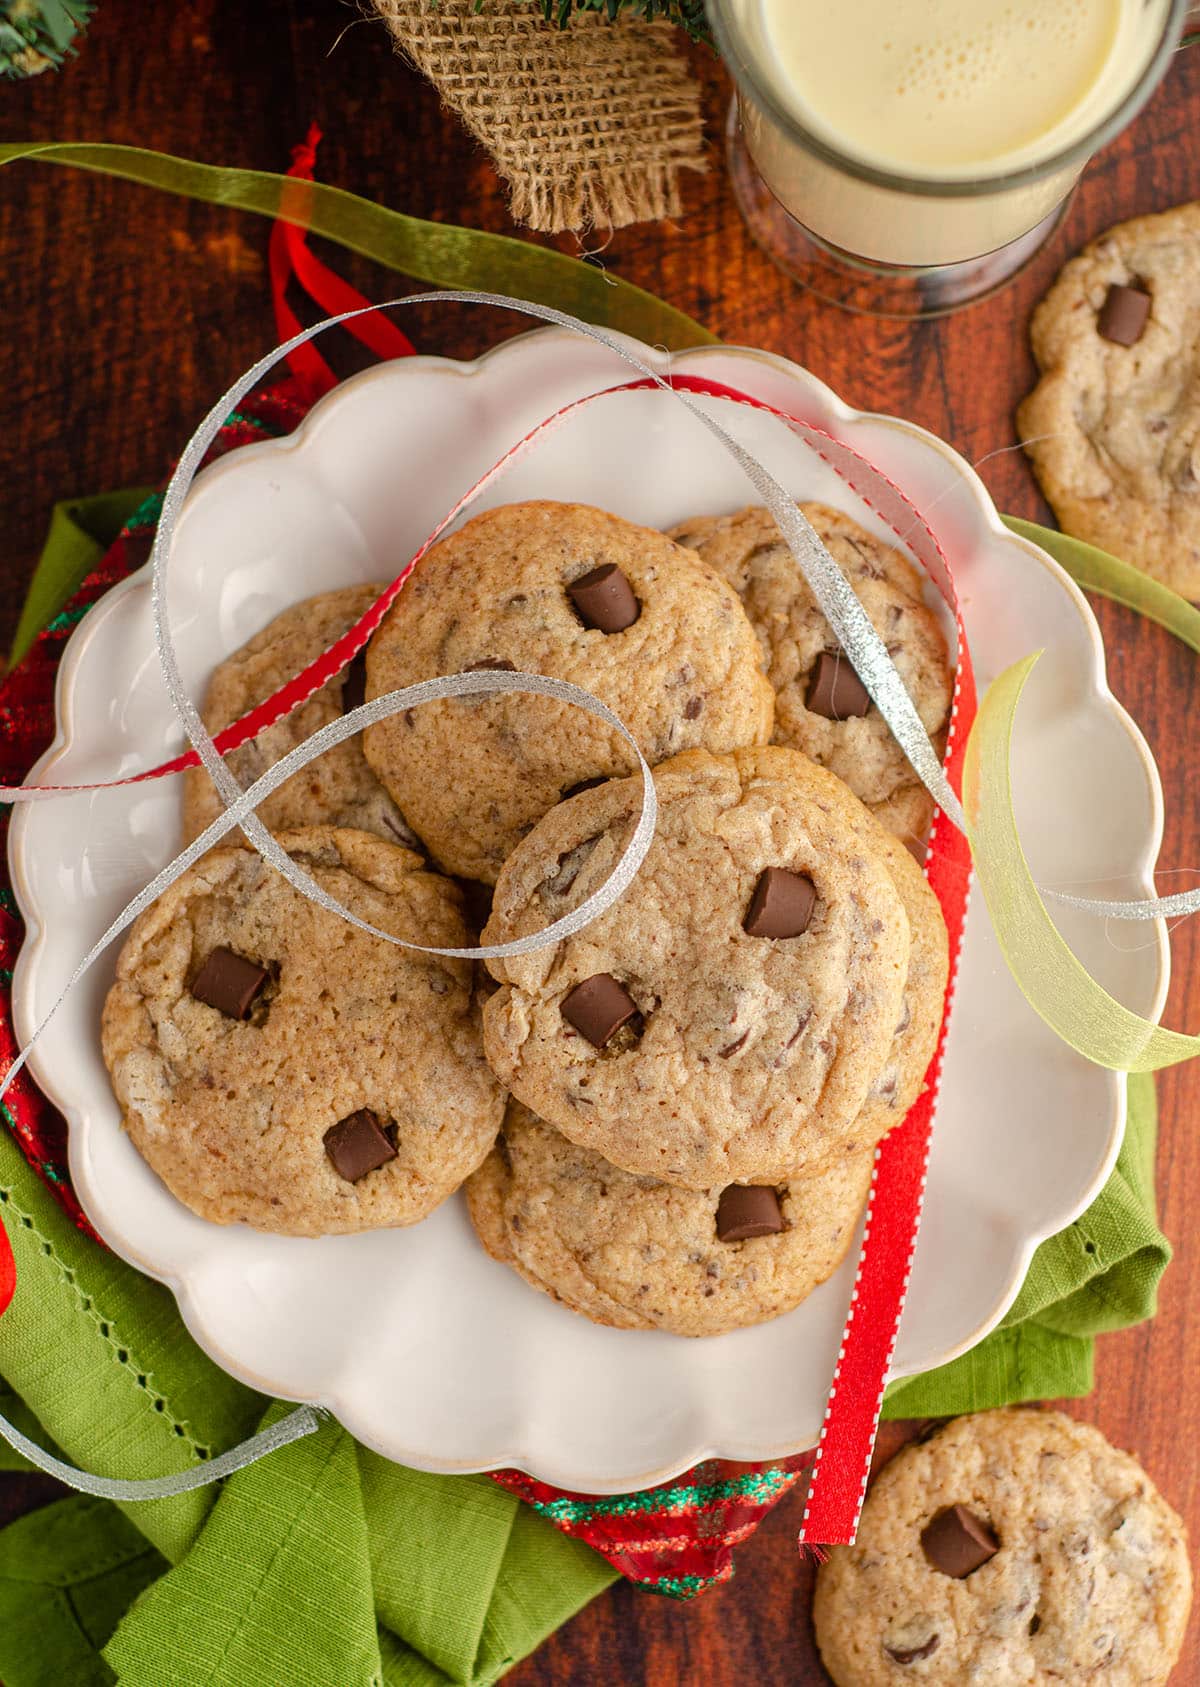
xmin=145 ymin=290 xmax=967 ymax=858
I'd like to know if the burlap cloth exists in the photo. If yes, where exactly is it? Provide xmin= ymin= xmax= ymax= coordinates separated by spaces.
xmin=372 ymin=0 xmax=707 ymax=233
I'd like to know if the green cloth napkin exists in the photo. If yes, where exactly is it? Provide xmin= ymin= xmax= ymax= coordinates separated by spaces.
xmin=0 ymin=1131 xmax=616 ymax=1686
xmin=7 ymin=490 xmax=153 ymax=670
xmin=0 ymin=1072 xmax=1166 ymax=1684
xmin=0 ymin=496 xmax=1172 ymax=1686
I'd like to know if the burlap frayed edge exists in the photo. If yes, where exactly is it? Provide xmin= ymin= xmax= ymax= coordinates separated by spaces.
xmin=371 ymin=0 xmax=708 ymax=234
xmin=510 ymin=159 xmax=691 ymax=230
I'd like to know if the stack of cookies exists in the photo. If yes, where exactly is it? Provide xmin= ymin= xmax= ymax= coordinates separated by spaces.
xmin=102 ymin=498 xmax=952 ymax=1337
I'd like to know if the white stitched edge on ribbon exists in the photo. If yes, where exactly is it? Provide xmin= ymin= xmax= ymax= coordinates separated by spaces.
xmin=0 ymin=1403 xmax=326 ymax=1501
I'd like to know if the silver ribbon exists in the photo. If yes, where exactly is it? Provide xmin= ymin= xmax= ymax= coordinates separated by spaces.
xmin=0 ymin=672 xmax=657 ymax=1102
xmin=1040 ymin=886 xmax=1200 ymax=921
xmin=0 ymin=670 xmax=655 ymax=1498
xmin=0 ymin=1403 xmax=326 ymax=1501
xmin=147 ymin=289 xmax=964 ymax=923
xmin=141 ymin=287 xmax=1191 ymax=922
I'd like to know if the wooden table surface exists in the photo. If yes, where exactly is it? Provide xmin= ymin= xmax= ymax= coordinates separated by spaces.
xmin=2 ymin=5 xmax=1199 ymax=1682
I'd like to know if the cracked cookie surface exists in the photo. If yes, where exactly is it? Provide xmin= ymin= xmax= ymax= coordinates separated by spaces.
xmin=814 ymin=1408 xmax=1192 ymax=1687
xmin=481 ymin=746 xmax=925 ymax=1188
xmin=101 ymin=826 xmax=504 ymax=1235
xmin=668 ymin=503 xmax=951 ymax=853
xmin=182 ymin=585 xmax=417 ymax=849
xmin=362 ymin=501 xmax=774 ymax=883
xmin=1017 ymin=204 xmax=1200 ymax=598
xmin=466 ymin=1099 xmax=873 ymax=1336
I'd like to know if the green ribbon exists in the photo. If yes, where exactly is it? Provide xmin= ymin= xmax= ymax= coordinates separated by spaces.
xmin=0 ymin=143 xmax=716 ymax=354
xmin=1003 ymin=516 xmax=1200 ymax=655
xmin=966 ymin=649 xmax=1200 ymax=1070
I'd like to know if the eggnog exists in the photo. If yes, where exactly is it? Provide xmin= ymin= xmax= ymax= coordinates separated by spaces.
xmin=714 ymin=0 xmax=1180 ymax=266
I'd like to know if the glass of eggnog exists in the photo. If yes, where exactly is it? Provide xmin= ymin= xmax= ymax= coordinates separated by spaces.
xmin=709 ymin=0 xmax=1191 ymax=316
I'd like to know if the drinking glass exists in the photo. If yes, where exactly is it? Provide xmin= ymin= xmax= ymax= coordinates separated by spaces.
xmin=709 ymin=0 xmax=1193 ymax=317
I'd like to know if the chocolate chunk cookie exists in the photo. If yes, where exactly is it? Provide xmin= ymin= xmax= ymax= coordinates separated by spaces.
xmin=362 ymin=502 xmax=774 ymax=883
xmin=814 ymin=1408 xmax=1192 ymax=1686
xmin=1018 ymin=204 xmax=1200 ymax=598
xmin=844 ymin=823 xmax=948 ymax=1155
xmin=481 ymin=746 xmax=935 ymax=1188
xmin=466 ymin=1099 xmax=873 ymax=1336
xmin=182 ymin=585 xmax=417 ymax=849
xmin=101 ymin=826 xmax=504 ymax=1236
xmin=668 ymin=504 xmax=952 ymax=852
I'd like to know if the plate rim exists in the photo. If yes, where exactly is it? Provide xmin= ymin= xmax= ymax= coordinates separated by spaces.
xmin=8 ymin=326 xmax=1170 ymax=1492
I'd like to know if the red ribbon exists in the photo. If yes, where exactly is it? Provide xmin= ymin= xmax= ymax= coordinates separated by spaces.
xmin=799 ymin=736 xmax=973 ymax=1544
xmin=0 ymin=336 xmax=976 ymax=1547
xmin=0 ymin=1225 xmax=12 ymax=1320
xmin=268 ymin=124 xmax=414 ymax=401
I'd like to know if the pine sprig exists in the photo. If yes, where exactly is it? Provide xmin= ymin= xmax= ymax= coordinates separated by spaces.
xmin=528 ymin=0 xmax=712 ymax=45
xmin=1 ymin=0 xmax=94 ymax=79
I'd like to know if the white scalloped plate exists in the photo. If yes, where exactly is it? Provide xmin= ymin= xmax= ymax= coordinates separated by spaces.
xmin=10 ymin=329 xmax=1168 ymax=1492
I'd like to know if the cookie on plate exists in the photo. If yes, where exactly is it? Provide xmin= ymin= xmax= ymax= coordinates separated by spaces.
xmin=1017 ymin=204 xmax=1200 ymax=598
xmin=481 ymin=745 xmax=941 ymax=1188
xmin=181 ymin=585 xmax=418 ymax=848
xmin=101 ymin=826 xmax=504 ymax=1236
xmin=668 ymin=503 xmax=952 ymax=852
xmin=813 ymin=1407 xmax=1192 ymax=1686
xmin=466 ymin=1099 xmax=873 ymax=1337
xmin=837 ymin=821 xmax=948 ymax=1158
xmin=362 ymin=501 xmax=775 ymax=883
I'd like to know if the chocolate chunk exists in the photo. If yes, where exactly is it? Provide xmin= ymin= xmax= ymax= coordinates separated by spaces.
xmin=561 ymin=974 xmax=640 ymax=1047
xmin=567 ymin=564 xmax=641 ymax=632
xmin=323 ymin=1109 xmax=398 ymax=1183
xmin=683 ymin=695 xmax=704 ymax=720
xmin=190 ymin=948 xmax=269 ymax=1020
xmin=807 ymin=650 xmax=871 ymax=720
xmin=743 ymin=867 xmax=816 ymax=939
xmin=464 ymin=657 xmax=516 ymax=673
xmin=341 ymin=649 xmax=368 ymax=715
xmin=920 ymin=1505 xmax=1000 ymax=1578
xmin=716 ymin=1185 xmax=783 ymax=1242
xmin=1098 ymin=282 xmax=1151 ymax=346
xmin=884 ymin=1635 xmax=940 ymax=1666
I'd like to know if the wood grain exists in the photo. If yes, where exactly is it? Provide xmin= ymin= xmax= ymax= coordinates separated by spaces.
xmin=1 ymin=6 xmax=1198 ymax=1681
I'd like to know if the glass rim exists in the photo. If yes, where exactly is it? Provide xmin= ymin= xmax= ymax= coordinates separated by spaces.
xmin=706 ymin=0 xmax=1190 ymax=200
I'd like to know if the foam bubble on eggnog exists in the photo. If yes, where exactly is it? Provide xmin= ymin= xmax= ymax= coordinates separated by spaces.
xmin=751 ymin=0 xmax=1173 ymax=178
